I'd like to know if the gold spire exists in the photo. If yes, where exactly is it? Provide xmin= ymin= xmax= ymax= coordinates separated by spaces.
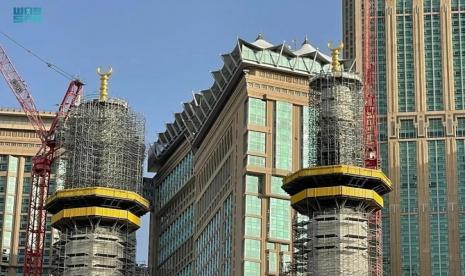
xmin=328 ymin=41 xmax=344 ymax=72
xmin=97 ymin=67 xmax=113 ymax=101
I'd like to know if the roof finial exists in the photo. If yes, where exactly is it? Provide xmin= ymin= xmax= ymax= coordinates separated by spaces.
xmin=97 ymin=66 xmax=113 ymax=101
xmin=303 ymin=35 xmax=309 ymax=45
xmin=256 ymin=33 xmax=264 ymax=41
xmin=328 ymin=41 xmax=344 ymax=72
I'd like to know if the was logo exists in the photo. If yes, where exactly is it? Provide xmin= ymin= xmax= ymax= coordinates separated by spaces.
xmin=13 ymin=7 xmax=42 ymax=23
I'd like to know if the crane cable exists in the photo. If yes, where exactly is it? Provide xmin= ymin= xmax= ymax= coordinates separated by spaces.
xmin=0 ymin=30 xmax=75 ymax=80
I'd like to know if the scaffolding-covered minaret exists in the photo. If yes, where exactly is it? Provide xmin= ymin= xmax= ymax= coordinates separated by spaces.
xmin=281 ymin=44 xmax=392 ymax=276
xmin=45 ymin=68 xmax=149 ymax=275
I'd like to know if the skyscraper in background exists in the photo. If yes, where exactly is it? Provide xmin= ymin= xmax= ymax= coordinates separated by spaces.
xmin=344 ymin=0 xmax=465 ymax=275
xmin=0 ymin=108 xmax=56 ymax=276
xmin=146 ymin=35 xmax=331 ymax=275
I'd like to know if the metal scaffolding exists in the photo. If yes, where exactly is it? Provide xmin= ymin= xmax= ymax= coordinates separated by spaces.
xmin=49 ymin=95 xmax=146 ymax=275
xmin=282 ymin=71 xmax=385 ymax=276
xmin=283 ymin=208 xmax=382 ymax=276
xmin=309 ymin=72 xmax=364 ymax=167
xmin=51 ymin=226 xmax=136 ymax=276
xmin=59 ymin=96 xmax=145 ymax=194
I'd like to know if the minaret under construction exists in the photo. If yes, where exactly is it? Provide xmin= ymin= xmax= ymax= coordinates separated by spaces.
xmin=282 ymin=44 xmax=392 ymax=275
xmin=45 ymin=68 xmax=149 ymax=275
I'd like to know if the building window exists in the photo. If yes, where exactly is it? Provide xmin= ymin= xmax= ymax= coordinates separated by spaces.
xmin=243 ymin=261 xmax=260 ymax=276
xmin=270 ymin=176 xmax=286 ymax=196
xmin=452 ymin=11 xmax=465 ymax=109
xmin=247 ymin=131 xmax=266 ymax=154
xmin=397 ymin=13 xmax=415 ymax=112
xmin=274 ymin=101 xmax=293 ymax=170
xmin=269 ymin=198 xmax=291 ymax=241
xmin=245 ymin=195 xmax=261 ymax=216
xmin=428 ymin=118 xmax=445 ymax=138
xmin=244 ymin=217 xmax=261 ymax=238
xmin=400 ymin=215 xmax=420 ymax=274
xmin=0 ymin=155 xmax=7 ymax=171
xmin=247 ymin=155 xmax=265 ymax=168
xmin=247 ymin=98 xmax=266 ymax=126
xmin=457 ymin=118 xmax=465 ymax=137
xmin=267 ymin=251 xmax=277 ymax=274
xmin=399 ymin=142 xmax=417 ymax=211
xmin=399 ymin=119 xmax=417 ymax=139
xmin=245 ymin=175 xmax=262 ymax=194
xmin=24 ymin=157 xmax=32 ymax=172
xmin=424 ymin=11 xmax=443 ymax=111
xmin=244 ymin=239 xmax=260 ymax=260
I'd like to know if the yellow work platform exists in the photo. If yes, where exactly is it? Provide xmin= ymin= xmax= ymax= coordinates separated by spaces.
xmin=282 ymin=164 xmax=392 ymax=196
xmin=51 ymin=206 xmax=141 ymax=231
xmin=45 ymin=187 xmax=149 ymax=216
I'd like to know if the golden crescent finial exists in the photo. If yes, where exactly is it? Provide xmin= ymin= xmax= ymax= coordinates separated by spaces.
xmin=97 ymin=66 xmax=112 ymax=102
xmin=97 ymin=66 xmax=113 ymax=76
xmin=328 ymin=41 xmax=344 ymax=72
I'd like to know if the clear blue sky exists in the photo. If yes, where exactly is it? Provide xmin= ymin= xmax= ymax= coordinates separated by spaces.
xmin=0 ymin=1 xmax=341 ymax=264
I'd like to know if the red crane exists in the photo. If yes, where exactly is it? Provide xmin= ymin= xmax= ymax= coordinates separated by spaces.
xmin=363 ymin=0 xmax=379 ymax=170
xmin=0 ymin=44 xmax=83 ymax=276
xmin=363 ymin=0 xmax=382 ymax=275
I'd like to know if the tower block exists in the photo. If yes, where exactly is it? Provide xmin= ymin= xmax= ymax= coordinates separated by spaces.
xmin=282 ymin=57 xmax=392 ymax=275
xmin=45 ymin=68 xmax=149 ymax=275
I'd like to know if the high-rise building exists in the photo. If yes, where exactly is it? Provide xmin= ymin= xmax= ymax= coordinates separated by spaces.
xmin=0 ymin=108 xmax=56 ymax=276
xmin=281 ymin=57 xmax=392 ymax=275
xmin=146 ymin=35 xmax=331 ymax=275
xmin=343 ymin=0 xmax=465 ymax=275
xmin=45 ymin=70 xmax=148 ymax=275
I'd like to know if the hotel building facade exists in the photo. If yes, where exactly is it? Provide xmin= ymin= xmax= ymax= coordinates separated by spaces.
xmin=344 ymin=0 xmax=465 ymax=274
xmin=146 ymin=36 xmax=331 ymax=275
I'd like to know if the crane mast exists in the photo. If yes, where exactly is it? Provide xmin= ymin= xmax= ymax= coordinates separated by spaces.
xmin=363 ymin=0 xmax=382 ymax=276
xmin=0 ymin=44 xmax=83 ymax=276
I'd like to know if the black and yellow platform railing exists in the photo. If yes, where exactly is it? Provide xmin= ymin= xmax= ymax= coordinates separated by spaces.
xmin=45 ymin=187 xmax=149 ymax=231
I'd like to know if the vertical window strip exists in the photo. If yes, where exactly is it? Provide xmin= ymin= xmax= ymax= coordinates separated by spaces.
xmin=453 ymin=11 xmax=465 ymax=109
xmin=274 ymin=102 xmax=293 ymax=171
xmin=428 ymin=140 xmax=449 ymax=274
xmin=457 ymin=140 xmax=465 ymax=210
xmin=397 ymin=12 xmax=415 ymax=112
xmin=424 ymin=11 xmax=443 ymax=111
xmin=400 ymin=215 xmax=420 ymax=274
xmin=399 ymin=142 xmax=420 ymax=274
xmin=457 ymin=118 xmax=465 ymax=136
xmin=269 ymin=198 xmax=291 ymax=241
xmin=248 ymin=98 xmax=266 ymax=126
xmin=399 ymin=142 xmax=418 ymax=212
xmin=377 ymin=3 xmax=387 ymax=115
xmin=460 ymin=216 xmax=465 ymax=274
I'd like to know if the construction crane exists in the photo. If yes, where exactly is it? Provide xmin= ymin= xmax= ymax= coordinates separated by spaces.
xmin=0 ymin=44 xmax=84 ymax=276
xmin=362 ymin=0 xmax=382 ymax=275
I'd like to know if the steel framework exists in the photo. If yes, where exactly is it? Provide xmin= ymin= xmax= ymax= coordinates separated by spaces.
xmin=363 ymin=1 xmax=382 ymax=275
xmin=0 ymin=44 xmax=84 ymax=276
